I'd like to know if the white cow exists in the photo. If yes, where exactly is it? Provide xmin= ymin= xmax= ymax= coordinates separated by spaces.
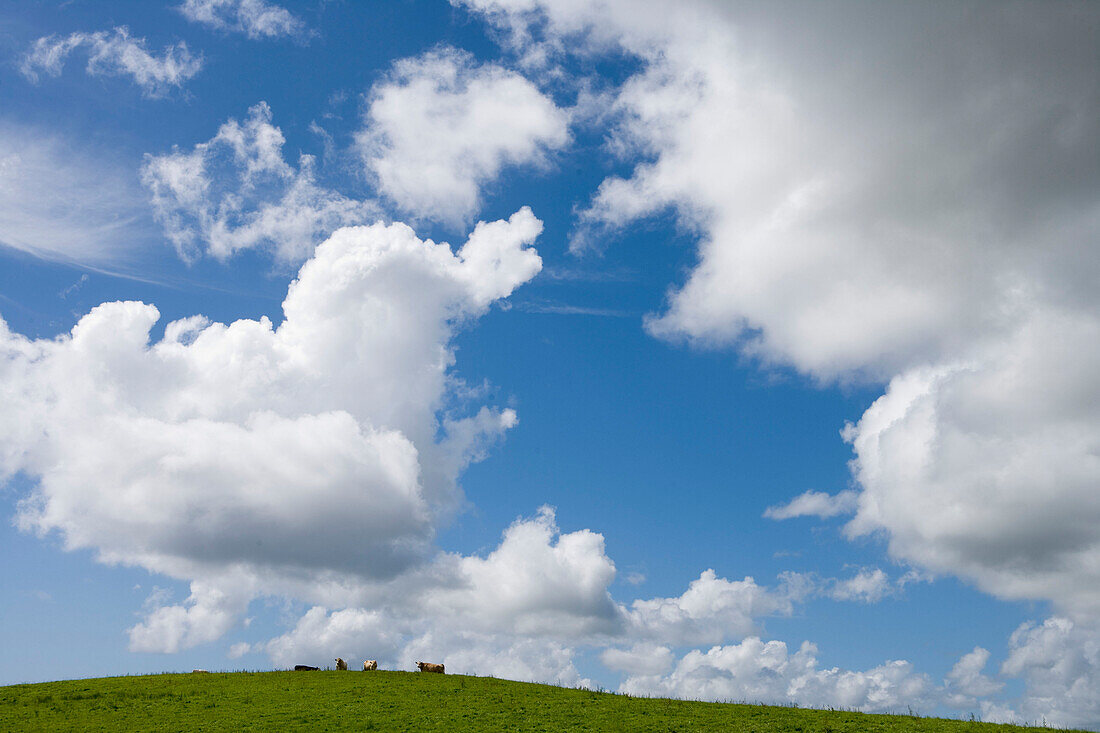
xmin=363 ymin=660 xmax=378 ymax=671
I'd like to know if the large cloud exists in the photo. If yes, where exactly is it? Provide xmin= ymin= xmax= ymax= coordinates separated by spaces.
xmin=844 ymin=307 xmax=1100 ymax=616
xmin=501 ymin=2 xmax=1100 ymax=612
xmin=356 ymin=48 xmax=570 ymax=229
xmin=0 ymin=208 xmax=543 ymax=649
xmin=463 ymin=0 xmax=1100 ymax=376
xmin=455 ymin=1 xmax=1100 ymax=722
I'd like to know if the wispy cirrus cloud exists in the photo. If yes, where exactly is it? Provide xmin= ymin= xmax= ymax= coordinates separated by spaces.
xmin=178 ymin=0 xmax=308 ymax=41
xmin=0 ymin=123 xmax=150 ymax=265
xmin=764 ymin=489 xmax=858 ymax=521
xmin=21 ymin=26 xmax=201 ymax=97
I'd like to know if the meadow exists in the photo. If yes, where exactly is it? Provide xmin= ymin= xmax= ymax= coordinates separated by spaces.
xmin=0 ymin=670 xmax=1083 ymax=732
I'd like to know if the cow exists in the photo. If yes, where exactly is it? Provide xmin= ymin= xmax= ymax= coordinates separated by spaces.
xmin=363 ymin=660 xmax=378 ymax=671
xmin=416 ymin=662 xmax=444 ymax=674
xmin=294 ymin=665 xmax=320 ymax=671
xmin=191 ymin=669 xmax=209 ymax=673
xmin=335 ymin=657 xmax=348 ymax=670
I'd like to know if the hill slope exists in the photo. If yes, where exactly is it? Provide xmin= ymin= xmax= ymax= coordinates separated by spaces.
xmin=0 ymin=671 xmax=1081 ymax=731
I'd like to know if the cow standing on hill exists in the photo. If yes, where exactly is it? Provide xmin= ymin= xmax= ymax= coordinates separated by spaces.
xmin=416 ymin=662 xmax=444 ymax=673
xmin=335 ymin=658 xmax=348 ymax=671
xmin=363 ymin=660 xmax=378 ymax=671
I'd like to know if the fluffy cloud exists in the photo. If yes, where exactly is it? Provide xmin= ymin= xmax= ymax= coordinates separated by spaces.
xmin=825 ymin=568 xmax=891 ymax=604
xmin=944 ymin=647 xmax=1002 ymax=707
xmin=624 ymin=570 xmax=802 ymax=647
xmin=144 ymin=102 xmax=378 ymax=263
xmin=251 ymin=505 xmax=822 ymax=688
xmin=600 ymin=644 xmax=673 ymax=677
xmin=178 ymin=0 xmax=306 ymax=40
xmin=21 ymin=26 xmax=201 ymax=96
xmin=997 ymin=617 xmax=1100 ymax=729
xmin=0 ymin=124 xmax=149 ymax=264
xmin=257 ymin=507 xmax=615 ymax=681
xmin=265 ymin=606 xmax=404 ymax=668
xmin=521 ymin=1 xmax=1099 ymax=379
xmin=0 ymin=208 xmax=542 ymax=651
xmin=619 ymin=638 xmax=935 ymax=713
xmin=844 ymin=309 xmax=1100 ymax=616
xmin=129 ymin=579 xmax=252 ymax=654
xmin=436 ymin=507 xmax=620 ymax=638
xmin=403 ymin=634 xmax=588 ymax=686
xmin=357 ymin=48 xmax=570 ymax=228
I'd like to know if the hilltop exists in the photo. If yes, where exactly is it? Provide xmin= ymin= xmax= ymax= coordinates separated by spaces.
xmin=0 ymin=670 xmax=1085 ymax=732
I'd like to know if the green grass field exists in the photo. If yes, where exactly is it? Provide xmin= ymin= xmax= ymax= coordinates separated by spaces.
xmin=0 ymin=670 xmax=1083 ymax=732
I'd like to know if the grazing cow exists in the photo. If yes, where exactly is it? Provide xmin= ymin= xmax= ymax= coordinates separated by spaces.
xmin=416 ymin=662 xmax=444 ymax=674
xmin=335 ymin=657 xmax=348 ymax=671
xmin=192 ymin=669 xmax=209 ymax=673
xmin=294 ymin=665 xmax=320 ymax=671
xmin=363 ymin=660 xmax=378 ymax=671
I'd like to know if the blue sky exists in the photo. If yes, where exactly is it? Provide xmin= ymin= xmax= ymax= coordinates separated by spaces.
xmin=1 ymin=0 xmax=1098 ymax=727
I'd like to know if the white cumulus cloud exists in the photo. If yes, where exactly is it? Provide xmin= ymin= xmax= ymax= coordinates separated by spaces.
xmin=843 ymin=310 xmax=1100 ymax=617
xmin=826 ymin=568 xmax=891 ymax=604
xmin=254 ymin=506 xmax=819 ymax=686
xmin=998 ymin=617 xmax=1100 ymax=730
xmin=0 ymin=208 xmax=542 ymax=652
xmin=357 ymin=48 xmax=570 ymax=229
xmin=944 ymin=647 xmax=1002 ymax=706
xmin=600 ymin=644 xmax=674 ymax=677
xmin=625 ymin=569 xmax=803 ymax=647
xmin=619 ymin=638 xmax=936 ymax=713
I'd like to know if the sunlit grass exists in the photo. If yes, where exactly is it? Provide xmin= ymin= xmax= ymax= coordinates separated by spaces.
xmin=0 ymin=671 xmax=1083 ymax=731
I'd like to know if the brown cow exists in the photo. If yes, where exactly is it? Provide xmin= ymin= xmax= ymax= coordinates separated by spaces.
xmin=416 ymin=661 xmax=444 ymax=674
xmin=363 ymin=660 xmax=378 ymax=671
xmin=335 ymin=657 xmax=348 ymax=671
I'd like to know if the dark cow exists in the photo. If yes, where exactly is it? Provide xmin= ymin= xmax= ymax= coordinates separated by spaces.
xmin=294 ymin=665 xmax=320 ymax=671
xmin=416 ymin=662 xmax=445 ymax=674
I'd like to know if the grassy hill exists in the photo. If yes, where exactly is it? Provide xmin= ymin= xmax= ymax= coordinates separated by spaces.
xmin=0 ymin=670 xmax=1083 ymax=732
